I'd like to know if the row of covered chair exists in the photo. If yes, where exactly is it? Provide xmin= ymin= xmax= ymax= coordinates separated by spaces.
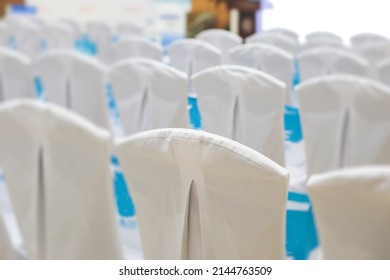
xmin=2 ymin=100 xmax=389 ymax=260
xmin=0 ymin=100 xmax=289 ymax=259
xmin=1 ymin=47 xmax=390 ymax=169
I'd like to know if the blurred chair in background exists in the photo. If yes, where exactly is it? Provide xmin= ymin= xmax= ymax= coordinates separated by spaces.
xmin=192 ymin=65 xmax=286 ymax=166
xmin=0 ymin=48 xmax=35 ymax=102
xmin=297 ymin=47 xmax=369 ymax=82
xmin=112 ymin=37 xmax=163 ymax=63
xmin=108 ymin=58 xmax=189 ymax=136
xmin=297 ymin=75 xmax=390 ymax=176
xmin=308 ymin=166 xmax=390 ymax=259
xmin=228 ymin=43 xmax=295 ymax=104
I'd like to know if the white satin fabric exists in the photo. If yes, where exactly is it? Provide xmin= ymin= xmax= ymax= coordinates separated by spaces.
xmin=0 ymin=100 xmax=122 ymax=259
xmin=108 ymin=58 xmax=189 ymax=136
xmin=33 ymin=50 xmax=109 ymax=129
xmin=297 ymin=47 xmax=369 ymax=82
xmin=115 ymin=128 xmax=289 ymax=260
xmin=0 ymin=49 xmax=34 ymax=102
xmin=228 ymin=43 xmax=294 ymax=103
xmin=192 ymin=65 xmax=286 ymax=166
xmin=308 ymin=166 xmax=390 ymax=259
xmin=112 ymin=37 xmax=163 ymax=63
xmin=297 ymin=75 xmax=390 ymax=176
xmin=168 ymin=39 xmax=222 ymax=76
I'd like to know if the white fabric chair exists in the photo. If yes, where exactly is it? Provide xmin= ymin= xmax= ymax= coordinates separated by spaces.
xmin=9 ymin=19 xmax=43 ymax=59
xmin=228 ymin=43 xmax=294 ymax=103
xmin=296 ymin=75 xmax=390 ymax=176
xmin=32 ymin=50 xmax=110 ymax=129
xmin=266 ymin=28 xmax=299 ymax=42
xmin=86 ymin=21 xmax=113 ymax=64
xmin=196 ymin=29 xmax=242 ymax=58
xmin=0 ymin=23 xmax=9 ymax=47
xmin=116 ymin=21 xmax=145 ymax=38
xmin=0 ymin=100 xmax=122 ymax=259
xmin=168 ymin=39 xmax=222 ymax=76
xmin=192 ymin=65 xmax=286 ymax=166
xmin=246 ymin=33 xmax=298 ymax=55
xmin=308 ymin=166 xmax=390 ymax=260
xmin=108 ymin=58 xmax=189 ymax=136
xmin=351 ymin=33 xmax=388 ymax=48
xmin=112 ymin=37 xmax=163 ymax=63
xmin=44 ymin=22 xmax=76 ymax=50
xmin=115 ymin=128 xmax=289 ymax=260
xmin=0 ymin=48 xmax=34 ymax=102
xmin=305 ymin=31 xmax=343 ymax=44
xmin=297 ymin=47 xmax=369 ymax=82
xmin=59 ymin=18 xmax=82 ymax=40
xmin=0 ymin=214 xmax=13 ymax=259
xmin=300 ymin=39 xmax=346 ymax=52
xmin=377 ymin=57 xmax=390 ymax=86
xmin=354 ymin=41 xmax=390 ymax=63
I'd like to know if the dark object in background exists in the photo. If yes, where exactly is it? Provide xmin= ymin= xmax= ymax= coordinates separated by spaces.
xmin=228 ymin=0 xmax=261 ymax=39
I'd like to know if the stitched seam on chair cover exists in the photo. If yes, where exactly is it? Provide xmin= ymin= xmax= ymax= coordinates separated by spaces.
xmin=134 ymin=136 xmax=285 ymax=180
xmin=339 ymin=109 xmax=350 ymax=168
xmin=0 ymin=75 xmax=4 ymax=102
xmin=187 ymin=179 xmax=203 ymax=260
xmin=37 ymin=146 xmax=46 ymax=259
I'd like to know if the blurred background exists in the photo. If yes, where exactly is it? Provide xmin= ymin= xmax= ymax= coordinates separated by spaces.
xmin=0 ymin=0 xmax=386 ymax=44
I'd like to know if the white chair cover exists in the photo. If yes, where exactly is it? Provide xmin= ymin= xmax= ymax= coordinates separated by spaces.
xmin=228 ymin=43 xmax=294 ymax=103
xmin=0 ymin=48 xmax=34 ymax=102
xmin=246 ymin=33 xmax=298 ymax=55
xmin=196 ymin=29 xmax=242 ymax=53
xmin=353 ymin=41 xmax=390 ymax=64
xmin=0 ymin=23 xmax=8 ymax=47
xmin=0 ymin=214 xmax=13 ymax=259
xmin=115 ymin=128 xmax=289 ymax=260
xmin=300 ymin=39 xmax=346 ymax=52
xmin=297 ymin=75 xmax=390 ymax=176
xmin=0 ymin=100 xmax=122 ymax=259
xmin=305 ymin=31 xmax=343 ymax=44
xmin=117 ymin=21 xmax=145 ymax=38
xmin=108 ymin=58 xmax=189 ymax=136
xmin=351 ymin=33 xmax=388 ymax=48
xmin=297 ymin=47 xmax=369 ymax=82
xmin=33 ymin=51 xmax=110 ymax=129
xmin=69 ymin=53 xmax=110 ymax=129
xmin=192 ymin=65 xmax=286 ymax=166
xmin=308 ymin=166 xmax=390 ymax=260
xmin=12 ymin=20 xmax=42 ymax=59
xmin=44 ymin=22 xmax=76 ymax=50
xmin=86 ymin=21 xmax=113 ymax=64
xmin=112 ymin=37 xmax=163 ymax=63
xmin=266 ymin=28 xmax=299 ymax=42
xmin=59 ymin=18 xmax=82 ymax=39
xmin=168 ymin=38 xmax=222 ymax=76
xmin=377 ymin=57 xmax=390 ymax=86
